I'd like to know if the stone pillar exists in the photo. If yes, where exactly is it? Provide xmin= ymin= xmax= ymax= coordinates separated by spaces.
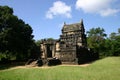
xmin=44 ymin=44 xmax=47 ymax=59
xmin=55 ymin=42 xmax=60 ymax=58
xmin=52 ymin=44 xmax=55 ymax=57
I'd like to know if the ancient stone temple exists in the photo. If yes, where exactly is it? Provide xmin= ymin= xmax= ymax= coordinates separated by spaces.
xmin=40 ymin=19 xmax=97 ymax=64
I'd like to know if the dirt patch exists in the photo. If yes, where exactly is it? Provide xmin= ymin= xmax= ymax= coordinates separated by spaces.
xmin=8 ymin=65 xmax=54 ymax=69
xmin=14 ymin=63 xmax=90 ymax=69
xmin=59 ymin=63 xmax=90 ymax=67
xmin=0 ymin=63 xmax=90 ymax=71
xmin=9 ymin=66 xmax=26 ymax=69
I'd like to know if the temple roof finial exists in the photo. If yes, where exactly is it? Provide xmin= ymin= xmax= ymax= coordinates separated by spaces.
xmin=64 ymin=22 xmax=66 ymax=25
xmin=80 ymin=19 xmax=83 ymax=24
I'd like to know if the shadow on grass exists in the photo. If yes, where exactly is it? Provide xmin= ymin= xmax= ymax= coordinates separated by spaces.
xmin=0 ymin=62 xmax=25 ymax=70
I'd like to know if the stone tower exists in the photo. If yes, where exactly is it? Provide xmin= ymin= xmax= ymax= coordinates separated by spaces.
xmin=58 ymin=19 xmax=87 ymax=63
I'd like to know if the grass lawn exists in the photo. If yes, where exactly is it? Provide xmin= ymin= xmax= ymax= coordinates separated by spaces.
xmin=0 ymin=57 xmax=120 ymax=80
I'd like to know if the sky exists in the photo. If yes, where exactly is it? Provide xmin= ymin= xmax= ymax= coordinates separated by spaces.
xmin=0 ymin=0 xmax=120 ymax=40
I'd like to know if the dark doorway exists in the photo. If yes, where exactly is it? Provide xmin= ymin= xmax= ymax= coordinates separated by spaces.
xmin=47 ymin=45 xmax=52 ymax=57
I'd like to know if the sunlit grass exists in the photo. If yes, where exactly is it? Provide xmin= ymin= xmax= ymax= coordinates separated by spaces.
xmin=0 ymin=57 xmax=120 ymax=80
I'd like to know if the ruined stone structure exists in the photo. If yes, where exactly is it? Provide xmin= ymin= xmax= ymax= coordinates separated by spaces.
xmin=40 ymin=19 xmax=96 ymax=64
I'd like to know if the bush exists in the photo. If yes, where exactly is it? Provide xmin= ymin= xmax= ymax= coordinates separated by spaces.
xmin=0 ymin=51 xmax=16 ymax=62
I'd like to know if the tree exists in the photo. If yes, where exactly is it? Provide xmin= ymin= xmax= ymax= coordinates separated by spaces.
xmin=118 ymin=28 xmax=120 ymax=33
xmin=0 ymin=6 xmax=34 ymax=61
xmin=47 ymin=38 xmax=54 ymax=41
xmin=29 ymin=40 xmax=41 ymax=59
xmin=109 ymin=29 xmax=120 ymax=56
xmin=87 ymin=27 xmax=107 ymax=58
xmin=35 ymin=40 xmax=42 ymax=46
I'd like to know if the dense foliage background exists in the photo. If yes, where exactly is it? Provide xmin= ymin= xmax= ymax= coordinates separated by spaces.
xmin=87 ymin=27 xmax=120 ymax=58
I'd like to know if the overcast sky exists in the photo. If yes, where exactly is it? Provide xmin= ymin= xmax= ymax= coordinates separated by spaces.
xmin=0 ymin=0 xmax=120 ymax=40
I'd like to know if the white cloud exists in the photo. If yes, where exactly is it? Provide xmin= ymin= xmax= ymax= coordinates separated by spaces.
xmin=76 ymin=0 xmax=119 ymax=16
xmin=100 ymin=8 xmax=119 ymax=16
xmin=46 ymin=1 xmax=72 ymax=19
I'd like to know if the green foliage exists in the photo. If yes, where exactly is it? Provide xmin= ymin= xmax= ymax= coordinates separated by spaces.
xmin=109 ymin=29 xmax=120 ymax=56
xmin=0 ymin=51 xmax=16 ymax=61
xmin=87 ymin=27 xmax=107 ymax=58
xmin=29 ymin=41 xmax=41 ymax=59
xmin=87 ymin=27 xmax=120 ymax=58
xmin=35 ymin=40 xmax=41 ymax=46
xmin=0 ymin=6 xmax=34 ymax=61
xmin=47 ymin=38 xmax=54 ymax=41
xmin=87 ymin=27 xmax=107 ymax=37
xmin=0 ymin=57 xmax=120 ymax=80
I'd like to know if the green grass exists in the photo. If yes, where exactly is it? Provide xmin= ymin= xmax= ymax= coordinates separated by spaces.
xmin=0 ymin=57 xmax=120 ymax=80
